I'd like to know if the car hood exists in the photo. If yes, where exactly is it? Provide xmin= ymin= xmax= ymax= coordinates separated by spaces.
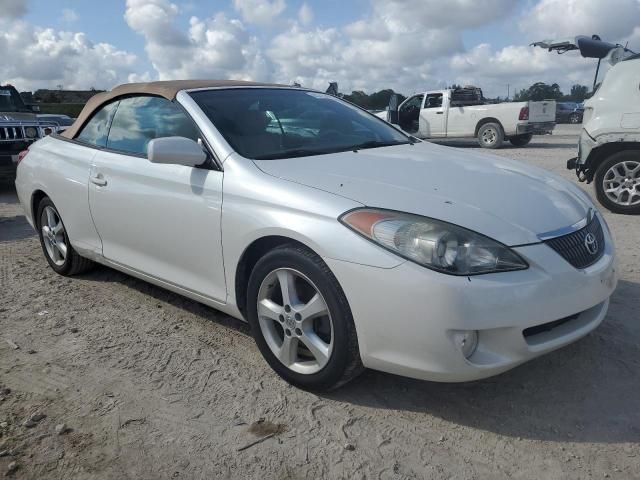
xmin=254 ymin=142 xmax=592 ymax=246
xmin=0 ymin=112 xmax=38 ymax=122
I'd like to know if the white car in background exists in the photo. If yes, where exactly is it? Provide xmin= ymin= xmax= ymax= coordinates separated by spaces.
xmin=15 ymin=81 xmax=617 ymax=390
xmin=534 ymin=35 xmax=640 ymax=214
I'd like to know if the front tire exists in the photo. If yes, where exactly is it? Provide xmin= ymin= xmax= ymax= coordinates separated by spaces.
xmin=569 ymin=113 xmax=581 ymax=124
xmin=509 ymin=134 xmax=533 ymax=147
xmin=246 ymin=244 xmax=363 ymax=391
xmin=594 ymin=150 xmax=640 ymax=214
xmin=477 ymin=122 xmax=504 ymax=149
xmin=36 ymin=197 xmax=94 ymax=275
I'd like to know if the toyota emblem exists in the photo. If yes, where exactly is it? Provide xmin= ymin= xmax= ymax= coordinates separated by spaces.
xmin=584 ymin=233 xmax=598 ymax=255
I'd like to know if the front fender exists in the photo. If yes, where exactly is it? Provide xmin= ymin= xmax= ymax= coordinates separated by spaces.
xmin=221 ymin=155 xmax=404 ymax=309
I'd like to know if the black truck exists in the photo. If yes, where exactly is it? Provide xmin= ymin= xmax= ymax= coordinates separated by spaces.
xmin=0 ymin=85 xmax=54 ymax=182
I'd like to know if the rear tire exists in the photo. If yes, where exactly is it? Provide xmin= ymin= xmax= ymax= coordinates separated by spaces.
xmin=594 ymin=150 xmax=640 ymax=214
xmin=246 ymin=243 xmax=363 ymax=391
xmin=509 ymin=134 xmax=533 ymax=147
xmin=36 ymin=197 xmax=94 ymax=275
xmin=477 ymin=122 xmax=504 ymax=149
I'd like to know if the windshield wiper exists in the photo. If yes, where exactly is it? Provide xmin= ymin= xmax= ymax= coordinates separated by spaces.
xmin=253 ymin=140 xmax=411 ymax=160
xmin=253 ymin=148 xmax=338 ymax=160
xmin=351 ymin=140 xmax=412 ymax=151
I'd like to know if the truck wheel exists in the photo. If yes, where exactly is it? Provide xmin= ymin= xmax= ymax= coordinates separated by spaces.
xmin=509 ymin=134 xmax=533 ymax=147
xmin=477 ymin=123 xmax=504 ymax=149
xmin=594 ymin=150 xmax=640 ymax=214
xmin=569 ymin=113 xmax=581 ymax=124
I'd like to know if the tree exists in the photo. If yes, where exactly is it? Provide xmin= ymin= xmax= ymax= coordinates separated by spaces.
xmin=513 ymin=82 xmax=564 ymax=101
xmin=567 ymin=84 xmax=589 ymax=102
xmin=343 ymin=89 xmax=406 ymax=110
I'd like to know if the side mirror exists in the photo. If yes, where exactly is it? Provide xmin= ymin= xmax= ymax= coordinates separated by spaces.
xmin=147 ymin=136 xmax=207 ymax=167
xmin=30 ymin=104 xmax=41 ymax=113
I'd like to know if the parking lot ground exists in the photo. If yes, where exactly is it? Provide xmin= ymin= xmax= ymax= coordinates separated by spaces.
xmin=1 ymin=125 xmax=639 ymax=479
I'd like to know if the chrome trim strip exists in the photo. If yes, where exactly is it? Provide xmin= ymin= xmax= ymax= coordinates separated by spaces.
xmin=537 ymin=209 xmax=594 ymax=241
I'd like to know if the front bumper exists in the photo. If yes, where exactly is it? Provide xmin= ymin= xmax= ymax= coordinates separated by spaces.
xmin=517 ymin=121 xmax=556 ymax=135
xmin=325 ymin=217 xmax=617 ymax=382
xmin=0 ymin=154 xmax=18 ymax=180
xmin=567 ymin=129 xmax=596 ymax=180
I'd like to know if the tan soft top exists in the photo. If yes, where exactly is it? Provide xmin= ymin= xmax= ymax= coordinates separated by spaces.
xmin=62 ymin=79 xmax=286 ymax=139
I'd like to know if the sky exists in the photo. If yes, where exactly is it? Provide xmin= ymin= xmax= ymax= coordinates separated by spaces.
xmin=1 ymin=0 xmax=639 ymax=98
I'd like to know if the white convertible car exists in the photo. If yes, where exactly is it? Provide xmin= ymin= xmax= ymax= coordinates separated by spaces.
xmin=15 ymin=80 xmax=617 ymax=390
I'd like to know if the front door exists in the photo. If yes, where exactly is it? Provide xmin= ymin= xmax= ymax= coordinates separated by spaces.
xmin=88 ymin=96 xmax=227 ymax=302
xmin=419 ymin=93 xmax=445 ymax=137
xmin=397 ymin=94 xmax=424 ymax=134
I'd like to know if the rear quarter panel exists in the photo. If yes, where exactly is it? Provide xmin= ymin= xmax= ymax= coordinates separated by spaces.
xmin=16 ymin=136 xmax=101 ymax=255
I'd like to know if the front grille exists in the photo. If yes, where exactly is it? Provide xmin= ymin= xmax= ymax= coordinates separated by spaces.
xmin=545 ymin=215 xmax=605 ymax=269
xmin=0 ymin=126 xmax=25 ymax=141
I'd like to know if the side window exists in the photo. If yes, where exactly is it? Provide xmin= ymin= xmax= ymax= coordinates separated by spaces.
xmin=106 ymin=96 xmax=200 ymax=156
xmin=76 ymin=101 xmax=119 ymax=147
xmin=424 ymin=94 xmax=443 ymax=109
xmin=400 ymin=95 xmax=424 ymax=112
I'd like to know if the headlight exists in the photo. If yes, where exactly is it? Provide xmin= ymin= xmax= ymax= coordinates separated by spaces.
xmin=340 ymin=208 xmax=528 ymax=275
xmin=25 ymin=127 xmax=38 ymax=138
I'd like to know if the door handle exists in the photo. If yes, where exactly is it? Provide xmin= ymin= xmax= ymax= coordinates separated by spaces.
xmin=90 ymin=174 xmax=107 ymax=187
xmin=436 ymin=111 xmax=444 ymax=115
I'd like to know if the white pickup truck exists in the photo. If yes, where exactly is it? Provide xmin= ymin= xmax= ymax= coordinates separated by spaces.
xmin=375 ymin=87 xmax=556 ymax=148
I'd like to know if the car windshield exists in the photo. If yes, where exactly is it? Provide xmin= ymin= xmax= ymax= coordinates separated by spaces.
xmin=0 ymin=88 xmax=29 ymax=113
xmin=189 ymin=88 xmax=412 ymax=160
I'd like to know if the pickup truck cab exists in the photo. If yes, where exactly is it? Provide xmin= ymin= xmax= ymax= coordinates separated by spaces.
xmin=376 ymin=88 xmax=556 ymax=148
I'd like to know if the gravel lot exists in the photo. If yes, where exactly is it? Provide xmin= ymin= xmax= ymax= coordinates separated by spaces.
xmin=1 ymin=124 xmax=639 ymax=479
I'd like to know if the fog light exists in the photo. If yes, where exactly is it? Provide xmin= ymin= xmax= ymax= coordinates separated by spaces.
xmin=453 ymin=330 xmax=478 ymax=359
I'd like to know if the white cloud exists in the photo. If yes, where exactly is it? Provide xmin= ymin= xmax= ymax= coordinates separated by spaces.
xmin=267 ymin=0 xmax=506 ymax=94
xmin=0 ymin=19 xmax=138 ymax=91
xmin=125 ymin=0 xmax=269 ymax=81
xmin=0 ymin=0 xmax=27 ymax=19
xmin=298 ymin=3 xmax=313 ymax=26
xmin=367 ymin=0 xmax=517 ymax=30
xmin=520 ymin=0 xmax=640 ymax=42
xmin=61 ymin=8 xmax=79 ymax=23
xmin=448 ymin=43 xmax=598 ymax=97
xmin=7 ymin=0 xmax=640 ymax=98
xmin=232 ymin=0 xmax=286 ymax=25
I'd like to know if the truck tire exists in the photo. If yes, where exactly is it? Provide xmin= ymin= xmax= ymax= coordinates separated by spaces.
xmin=509 ymin=134 xmax=533 ymax=147
xmin=594 ymin=150 xmax=640 ymax=214
xmin=477 ymin=122 xmax=504 ymax=149
xmin=569 ymin=113 xmax=581 ymax=124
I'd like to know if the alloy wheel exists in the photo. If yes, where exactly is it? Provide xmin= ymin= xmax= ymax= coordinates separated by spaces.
xmin=257 ymin=268 xmax=334 ymax=375
xmin=603 ymin=160 xmax=640 ymax=207
xmin=40 ymin=206 xmax=68 ymax=266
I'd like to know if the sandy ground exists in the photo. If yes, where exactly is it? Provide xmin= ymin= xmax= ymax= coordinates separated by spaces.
xmin=0 ymin=124 xmax=639 ymax=479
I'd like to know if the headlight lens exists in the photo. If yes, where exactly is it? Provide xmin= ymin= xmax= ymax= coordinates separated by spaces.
xmin=25 ymin=127 xmax=38 ymax=138
xmin=340 ymin=208 xmax=528 ymax=275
